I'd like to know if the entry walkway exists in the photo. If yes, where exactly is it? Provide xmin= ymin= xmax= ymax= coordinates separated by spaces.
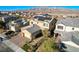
xmin=62 ymin=41 xmax=79 ymax=52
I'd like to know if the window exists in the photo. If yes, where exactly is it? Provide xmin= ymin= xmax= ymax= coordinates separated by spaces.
xmin=43 ymin=23 xmax=48 ymax=27
xmin=72 ymin=28 xmax=74 ymax=30
xmin=57 ymin=26 xmax=63 ymax=30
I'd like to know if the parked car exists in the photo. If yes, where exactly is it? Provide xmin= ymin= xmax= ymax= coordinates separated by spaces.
xmin=5 ymin=31 xmax=17 ymax=38
xmin=0 ymin=35 xmax=7 ymax=43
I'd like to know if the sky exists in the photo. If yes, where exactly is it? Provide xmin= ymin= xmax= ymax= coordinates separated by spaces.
xmin=0 ymin=6 xmax=79 ymax=11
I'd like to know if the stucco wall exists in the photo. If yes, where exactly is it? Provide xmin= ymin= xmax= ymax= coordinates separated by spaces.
xmin=30 ymin=20 xmax=49 ymax=29
xmin=55 ymin=24 xmax=79 ymax=32
xmin=55 ymin=24 xmax=65 ymax=31
xmin=21 ymin=30 xmax=32 ymax=41
xmin=65 ymin=26 xmax=79 ymax=32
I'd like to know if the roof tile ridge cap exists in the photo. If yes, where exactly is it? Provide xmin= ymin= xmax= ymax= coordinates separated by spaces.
xmin=22 ymin=25 xmax=31 ymax=30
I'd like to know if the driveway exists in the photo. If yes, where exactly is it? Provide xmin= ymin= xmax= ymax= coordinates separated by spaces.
xmin=0 ymin=32 xmax=25 ymax=52
xmin=0 ymin=43 xmax=13 ymax=52
xmin=10 ymin=32 xmax=27 ymax=47
xmin=3 ymin=40 xmax=25 ymax=52
xmin=63 ymin=41 xmax=79 ymax=52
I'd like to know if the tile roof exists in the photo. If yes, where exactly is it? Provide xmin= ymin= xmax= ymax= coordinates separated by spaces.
xmin=34 ymin=15 xmax=52 ymax=21
xmin=72 ymin=32 xmax=79 ymax=45
xmin=26 ymin=24 xmax=41 ymax=34
xmin=56 ymin=18 xmax=79 ymax=27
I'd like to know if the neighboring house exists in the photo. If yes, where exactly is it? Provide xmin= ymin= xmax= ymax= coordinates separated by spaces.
xmin=1 ymin=15 xmax=17 ymax=23
xmin=8 ymin=18 xmax=29 ymax=32
xmin=8 ymin=21 xmax=19 ymax=32
xmin=54 ymin=18 xmax=79 ymax=51
xmin=62 ymin=32 xmax=79 ymax=52
xmin=0 ymin=15 xmax=18 ymax=29
xmin=21 ymin=24 xmax=42 ymax=42
xmin=30 ymin=14 xmax=57 ymax=35
xmin=15 ymin=18 xmax=29 ymax=27
xmin=54 ymin=18 xmax=79 ymax=38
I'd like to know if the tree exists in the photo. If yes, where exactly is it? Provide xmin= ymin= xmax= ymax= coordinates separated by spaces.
xmin=42 ymin=29 xmax=49 ymax=38
xmin=42 ymin=38 xmax=58 ymax=52
xmin=37 ymin=29 xmax=59 ymax=52
xmin=22 ymin=43 xmax=31 ymax=52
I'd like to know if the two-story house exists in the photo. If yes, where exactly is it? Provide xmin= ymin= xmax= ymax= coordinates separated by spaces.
xmin=54 ymin=18 xmax=79 ymax=51
xmin=30 ymin=14 xmax=57 ymax=35
xmin=21 ymin=24 xmax=42 ymax=42
xmin=1 ymin=15 xmax=17 ymax=23
xmin=9 ymin=18 xmax=29 ymax=32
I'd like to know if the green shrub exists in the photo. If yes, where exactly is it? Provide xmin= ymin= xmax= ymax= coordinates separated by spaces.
xmin=38 ymin=38 xmax=59 ymax=52
xmin=22 ymin=44 xmax=30 ymax=52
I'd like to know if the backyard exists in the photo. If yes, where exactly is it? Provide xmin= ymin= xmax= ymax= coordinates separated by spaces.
xmin=22 ymin=29 xmax=59 ymax=52
xmin=36 ymin=37 xmax=59 ymax=52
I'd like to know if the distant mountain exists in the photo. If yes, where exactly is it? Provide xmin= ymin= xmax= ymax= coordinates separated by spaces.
xmin=0 ymin=7 xmax=79 ymax=14
xmin=28 ymin=8 xmax=79 ymax=14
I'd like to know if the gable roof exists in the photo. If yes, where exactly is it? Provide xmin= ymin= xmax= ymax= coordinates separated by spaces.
xmin=34 ymin=15 xmax=52 ymax=21
xmin=56 ymin=18 xmax=79 ymax=27
xmin=72 ymin=32 xmax=79 ymax=45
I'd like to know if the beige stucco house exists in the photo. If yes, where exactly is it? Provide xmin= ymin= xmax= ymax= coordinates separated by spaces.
xmin=21 ymin=24 xmax=42 ymax=42
xmin=30 ymin=15 xmax=57 ymax=35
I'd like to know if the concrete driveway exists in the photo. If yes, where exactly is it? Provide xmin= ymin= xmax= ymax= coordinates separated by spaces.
xmin=0 ymin=43 xmax=13 ymax=52
xmin=63 ymin=41 xmax=79 ymax=52
xmin=3 ymin=40 xmax=25 ymax=52
xmin=10 ymin=32 xmax=27 ymax=47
